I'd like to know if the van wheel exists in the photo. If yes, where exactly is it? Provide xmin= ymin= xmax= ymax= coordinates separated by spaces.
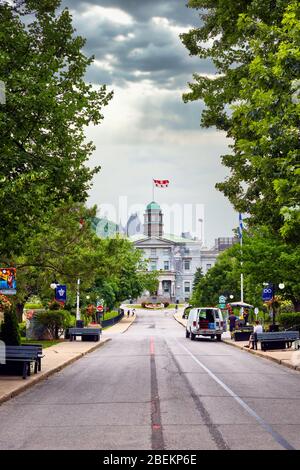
xmin=190 ymin=332 xmax=195 ymax=341
xmin=210 ymin=335 xmax=215 ymax=340
xmin=186 ymin=329 xmax=190 ymax=338
xmin=216 ymin=335 xmax=222 ymax=342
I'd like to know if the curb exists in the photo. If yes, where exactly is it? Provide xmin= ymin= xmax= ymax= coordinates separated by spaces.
xmin=223 ymin=339 xmax=300 ymax=373
xmin=173 ymin=314 xmax=300 ymax=374
xmin=173 ymin=313 xmax=187 ymax=329
xmin=121 ymin=315 xmax=137 ymax=334
xmin=0 ymin=338 xmax=111 ymax=406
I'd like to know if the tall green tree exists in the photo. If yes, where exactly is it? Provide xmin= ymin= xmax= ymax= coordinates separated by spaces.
xmin=0 ymin=0 xmax=113 ymax=256
xmin=182 ymin=1 xmax=299 ymax=240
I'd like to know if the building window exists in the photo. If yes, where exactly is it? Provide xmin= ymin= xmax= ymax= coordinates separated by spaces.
xmin=184 ymin=260 xmax=190 ymax=271
xmin=150 ymin=248 xmax=156 ymax=256
xmin=164 ymin=261 xmax=169 ymax=271
xmin=206 ymin=264 xmax=212 ymax=271
xmin=150 ymin=263 xmax=157 ymax=271
xmin=184 ymin=281 xmax=191 ymax=293
xmin=163 ymin=248 xmax=170 ymax=255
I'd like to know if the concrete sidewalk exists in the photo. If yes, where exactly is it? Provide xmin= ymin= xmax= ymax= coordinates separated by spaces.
xmin=173 ymin=311 xmax=300 ymax=372
xmin=0 ymin=313 xmax=137 ymax=405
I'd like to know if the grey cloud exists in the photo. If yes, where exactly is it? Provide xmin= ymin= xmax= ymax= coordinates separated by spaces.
xmin=64 ymin=1 xmax=214 ymax=88
xmin=62 ymin=0 xmax=200 ymax=26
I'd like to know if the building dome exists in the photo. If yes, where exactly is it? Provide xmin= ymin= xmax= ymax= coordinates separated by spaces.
xmin=146 ymin=201 xmax=161 ymax=211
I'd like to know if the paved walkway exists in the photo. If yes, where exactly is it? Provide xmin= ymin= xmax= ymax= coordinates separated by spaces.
xmin=0 ymin=314 xmax=136 ymax=405
xmin=173 ymin=311 xmax=300 ymax=372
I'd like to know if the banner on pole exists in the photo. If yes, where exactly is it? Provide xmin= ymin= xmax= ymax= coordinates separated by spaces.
xmin=0 ymin=268 xmax=16 ymax=295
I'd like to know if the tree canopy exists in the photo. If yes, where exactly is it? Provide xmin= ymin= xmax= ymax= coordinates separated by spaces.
xmin=182 ymin=1 xmax=300 ymax=241
xmin=0 ymin=0 xmax=113 ymax=256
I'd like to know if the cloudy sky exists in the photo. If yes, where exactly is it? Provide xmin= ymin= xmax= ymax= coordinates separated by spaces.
xmin=61 ymin=0 xmax=237 ymax=246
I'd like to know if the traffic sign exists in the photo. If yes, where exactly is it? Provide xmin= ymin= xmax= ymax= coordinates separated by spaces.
xmin=254 ymin=307 xmax=259 ymax=315
xmin=262 ymin=285 xmax=273 ymax=301
xmin=219 ymin=303 xmax=226 ymax=309
xmin=97 ymin=305 xmax=104 ymax=313
xmin=219 ymin=295 xmax=226 ymax=304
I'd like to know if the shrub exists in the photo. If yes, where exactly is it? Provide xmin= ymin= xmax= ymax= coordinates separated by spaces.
xmin=278 ymin=312 xmax=300 ymax=330
xmin=163 ymin=302 xmax=170 ymax=308
xmin=24 ymin=303 xmax=43 ymax=310
xmin=35 ymin=310 xmax=72 ymax=339
xmin=1 ymin=307 xmax=21 ymax=345
xmin=141 ymin=302 xmax=146 ymax=308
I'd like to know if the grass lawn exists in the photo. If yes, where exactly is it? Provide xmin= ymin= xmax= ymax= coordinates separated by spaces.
xmin=102 ymin=310 xmax=120 ymax=321
xmin=21 ymin=338 xmax=62 ymax=348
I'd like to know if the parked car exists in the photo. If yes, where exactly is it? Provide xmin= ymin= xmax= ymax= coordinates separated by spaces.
xmin=186 ymin=307 xmax=224 ymax=341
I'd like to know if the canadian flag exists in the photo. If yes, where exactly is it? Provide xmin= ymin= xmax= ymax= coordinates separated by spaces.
xmin=153 ymin=179 xmax=169 ymax=188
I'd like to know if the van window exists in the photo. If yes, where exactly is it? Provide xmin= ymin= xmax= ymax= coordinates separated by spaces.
xmin=199 ymin=309 xmax=215 ymax=323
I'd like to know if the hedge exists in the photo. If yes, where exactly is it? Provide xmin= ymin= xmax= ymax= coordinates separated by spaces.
xmin=278 ymin=312 xmax=300 ymax=330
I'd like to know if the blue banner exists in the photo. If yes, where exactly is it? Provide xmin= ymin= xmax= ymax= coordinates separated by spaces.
xmin=262 ymin=285 xmax=273 ymax=301
xmin=55 ymin=285 xmax=67 ymax=302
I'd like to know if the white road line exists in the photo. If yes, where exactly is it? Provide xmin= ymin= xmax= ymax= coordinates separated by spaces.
xmin=176 ymin=340 xmax=295 ymax=450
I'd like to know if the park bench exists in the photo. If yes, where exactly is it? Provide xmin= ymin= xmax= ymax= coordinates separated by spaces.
xmin=0 ymin=345 xmax=41 ymax=379
xmin=255 ymin=331 xmax=300 ymax=351
xmin=21 ymin=344 xmax=44 ymax=372
xmin=68 ymin=327 xmax=101 ymax=342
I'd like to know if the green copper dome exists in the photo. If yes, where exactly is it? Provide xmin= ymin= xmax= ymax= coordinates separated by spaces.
xmin=146 ymin=201 xmax=161 ymax=211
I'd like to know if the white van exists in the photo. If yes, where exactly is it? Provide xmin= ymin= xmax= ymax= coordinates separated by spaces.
xmin=186 ymin=307 xmax=224 ymax=341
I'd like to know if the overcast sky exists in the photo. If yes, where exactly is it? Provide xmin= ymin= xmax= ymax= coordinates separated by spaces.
xmin=61 ymin=0 xmax=237 ymax=246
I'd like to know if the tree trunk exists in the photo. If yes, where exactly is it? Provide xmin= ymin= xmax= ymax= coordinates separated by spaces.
xmin=15 ymin=303 xmax=25 ymax=322
xmin=293 ymin=300 xmax=300 ymax=312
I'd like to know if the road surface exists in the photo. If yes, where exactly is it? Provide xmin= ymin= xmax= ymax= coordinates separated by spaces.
xmin=0 ymin=309 xmax=300 ymax=450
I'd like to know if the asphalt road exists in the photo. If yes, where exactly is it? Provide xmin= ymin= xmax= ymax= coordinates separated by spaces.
xmin=0 ymin=309 xmax=300 ymax=450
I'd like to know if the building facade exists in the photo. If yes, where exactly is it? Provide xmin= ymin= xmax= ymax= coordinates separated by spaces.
xmin=131 ymin=201 xmax=220 ymax=302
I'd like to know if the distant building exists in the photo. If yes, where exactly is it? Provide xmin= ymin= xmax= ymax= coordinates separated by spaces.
xmin=131 ymin=201 xmax=219 ymax=302
xmin=92 ymin=203 xmax=235 ymax=301
xmin=126 ymin=212 xmax=142 ymax=237
xmin=92 ymin=217 xmax=120 ymax=239
xmin=214 ymin=237 xmax=238 ymax=252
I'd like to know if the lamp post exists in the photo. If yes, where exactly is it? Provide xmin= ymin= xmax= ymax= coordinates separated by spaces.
xmin=76 ymin=278 xmax=81 ymax=322
xmin=264 ymin=282 xmax=285 ymax=327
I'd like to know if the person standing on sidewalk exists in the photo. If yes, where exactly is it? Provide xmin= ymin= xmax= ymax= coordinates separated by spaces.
xmin=132 ymin=309 xmax=135 ymax=316
xmin=228 ymin=312 xmax=237 ymax=332
xmin=127 ymin=309 xmax=130 ymax=317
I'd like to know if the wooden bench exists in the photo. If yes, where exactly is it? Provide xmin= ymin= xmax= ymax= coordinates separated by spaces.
xmin=68 ymin=328 xmax=101 ymax=342
xmin=0 ymin=346 xmax=41 ymax=379
xmin=255 ymin=331 xmax=300 ymax=351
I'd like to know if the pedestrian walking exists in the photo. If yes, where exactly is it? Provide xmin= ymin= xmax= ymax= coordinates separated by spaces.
xmin=132 ymin=309 xmax=135 ymax=316
xmin=127 ymin=309 xmax=130 ymax=317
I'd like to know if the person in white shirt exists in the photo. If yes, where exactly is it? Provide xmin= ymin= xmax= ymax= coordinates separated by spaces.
xmin=245 ymin=321 xmax=263 ymax=349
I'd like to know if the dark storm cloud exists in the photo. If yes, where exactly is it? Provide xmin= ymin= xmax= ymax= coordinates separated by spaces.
xmin=63 ymin=0 xmax=201 ymax=26
xmin=60 ymin=0 xmax=212 ymax=89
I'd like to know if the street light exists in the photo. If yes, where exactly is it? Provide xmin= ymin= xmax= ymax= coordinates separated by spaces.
xmin=229 ymin=294 xmax=234 ymax=300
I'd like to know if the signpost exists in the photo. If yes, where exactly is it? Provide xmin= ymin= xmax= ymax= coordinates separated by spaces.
xmin=218 ymin=295 xmax=226 ymax=309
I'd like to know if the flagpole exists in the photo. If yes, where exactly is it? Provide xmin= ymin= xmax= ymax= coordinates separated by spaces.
xmin=239 ymin=213 xmax=244 ymax=314
xmin=152 ymin=177 xmax=155 ymax=201
xmin=240 ymin=235 xmax=244 ymax=303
